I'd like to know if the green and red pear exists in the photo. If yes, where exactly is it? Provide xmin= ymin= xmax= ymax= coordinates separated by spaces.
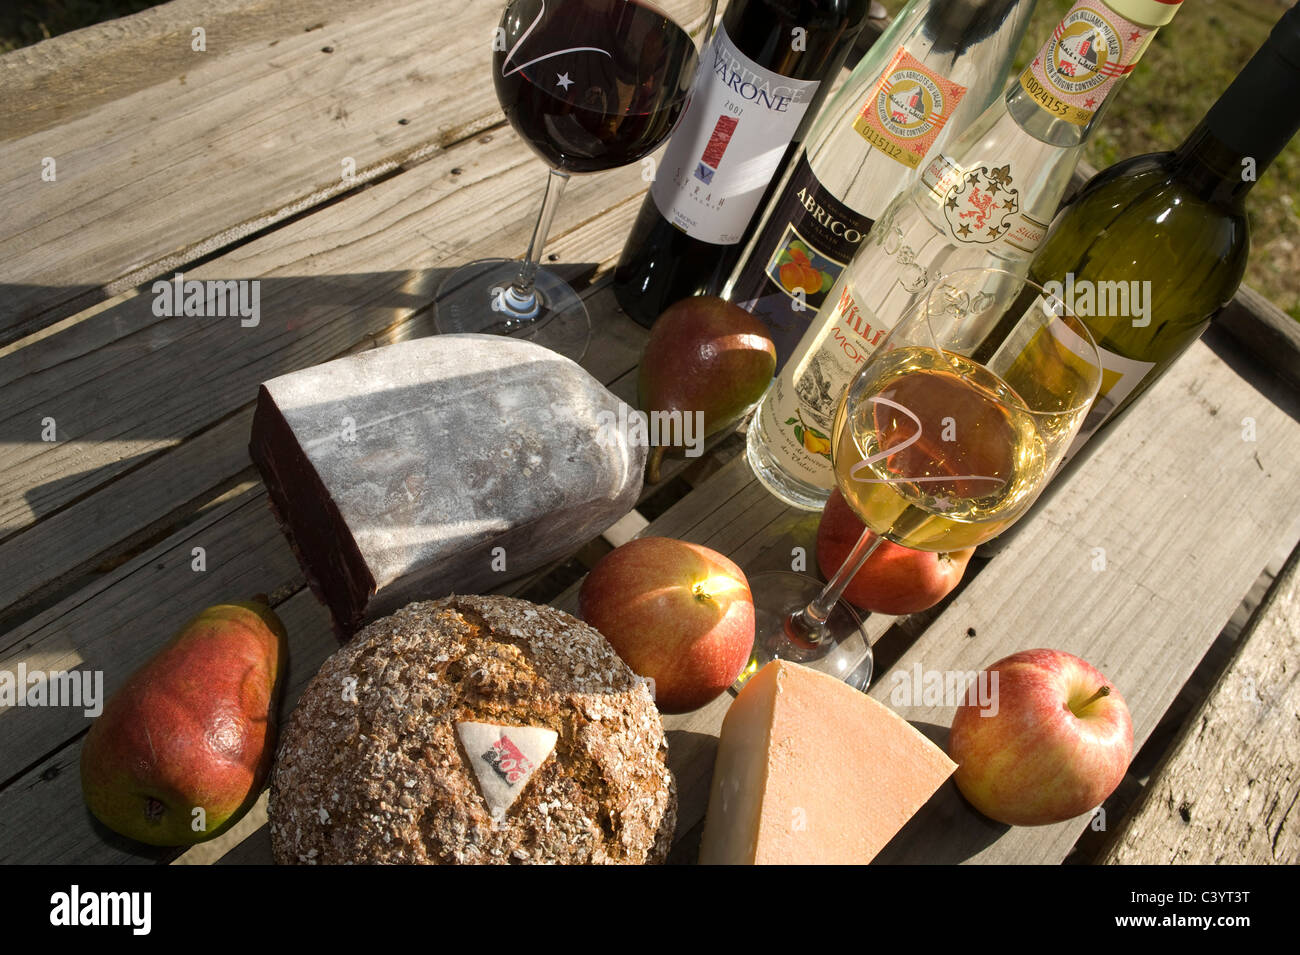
xmin=638 ymin=296 xmax=776 ymax=482
xmin=80 ymin=599 xmax=288 ymax=846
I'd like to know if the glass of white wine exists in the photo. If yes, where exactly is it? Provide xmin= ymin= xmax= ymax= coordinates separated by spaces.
xmin=740 ymin=267 xmax=1104 ymax=690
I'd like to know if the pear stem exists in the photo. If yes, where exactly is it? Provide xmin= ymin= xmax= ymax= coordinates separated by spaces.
xmin=144 ymin=797 xmax=165 ymax=823
xmin=1078 ymin=685 xmax=1111 ymax=711
xmin=646 ymin=445 xmax=666 ymax=485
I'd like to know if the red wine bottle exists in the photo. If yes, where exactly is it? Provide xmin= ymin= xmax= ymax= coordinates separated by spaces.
xmin=612 ymin=0 xmax=873 ymax=327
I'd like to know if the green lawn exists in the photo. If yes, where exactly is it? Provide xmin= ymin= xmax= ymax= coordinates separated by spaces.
xmin=5 ymin=0 xmax=1298 ymax=318
xmin=0 ymin=1 xmax=161 ymax=52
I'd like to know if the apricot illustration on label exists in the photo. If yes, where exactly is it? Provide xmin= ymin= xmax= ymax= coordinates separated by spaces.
xmin=777 ymin=242 xmax=833 ymax=296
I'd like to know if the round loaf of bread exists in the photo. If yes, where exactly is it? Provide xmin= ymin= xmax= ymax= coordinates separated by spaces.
xmin=269 ymin=595 xmax=676 ymax=864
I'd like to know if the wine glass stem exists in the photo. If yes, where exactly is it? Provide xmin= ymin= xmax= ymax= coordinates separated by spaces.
xmin=497 ymin=168 xmax=571 ymax=325
xmin=787 ymin=529 xmax=883 ymax=646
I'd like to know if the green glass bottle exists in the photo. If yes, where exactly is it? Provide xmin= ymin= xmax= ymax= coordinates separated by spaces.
xmin=1029 ymin=1 xmax=1300 ymax=453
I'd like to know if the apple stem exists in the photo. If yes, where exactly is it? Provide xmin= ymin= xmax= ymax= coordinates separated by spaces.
xmin=646 ymin=445 xmax=665 ymax=485
xmin=1079 ymin=686 xmax=1111 ymax=710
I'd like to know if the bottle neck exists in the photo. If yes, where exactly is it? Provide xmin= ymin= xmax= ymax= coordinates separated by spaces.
xmin=1170 ymin=126 xmax=1256 ymax=207
xmin=1172 ymin=4 xmax=1300 ymax=208
xmin=1004 ymin=0 xmax=1183 ymax=147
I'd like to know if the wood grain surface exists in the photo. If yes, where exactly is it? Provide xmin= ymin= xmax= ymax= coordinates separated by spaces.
xmin=1099 ymin=542 xmax=1300 ymax=864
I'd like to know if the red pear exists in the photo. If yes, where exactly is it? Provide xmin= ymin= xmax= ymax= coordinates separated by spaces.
xmin=639 ymin=296 xmax=776 ymax=482
xmin=80 ymin=599 xmax=288 ymax=846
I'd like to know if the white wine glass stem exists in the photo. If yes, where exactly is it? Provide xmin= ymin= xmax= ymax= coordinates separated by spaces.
xmin=786 ymin=529 xmax=883 ymax=646
xmin=496 ymin=168 xmax=571 ymax=324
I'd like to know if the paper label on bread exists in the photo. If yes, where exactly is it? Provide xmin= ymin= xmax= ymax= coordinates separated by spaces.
xmin=456 ymin=721 xmax=558 ymax=815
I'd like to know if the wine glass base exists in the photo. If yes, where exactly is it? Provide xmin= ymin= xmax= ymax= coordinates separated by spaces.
xmin=434 ymin=258 xmax=591 ymax=362
xmin=736 ymin=571 xmax=873 ymax=692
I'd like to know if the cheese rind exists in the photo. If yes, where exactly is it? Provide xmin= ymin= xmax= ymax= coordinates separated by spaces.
xmin=249 ymin=334 xmax=645 ymax=635
xmin=699 ymin=660 xmax=956 ymax=864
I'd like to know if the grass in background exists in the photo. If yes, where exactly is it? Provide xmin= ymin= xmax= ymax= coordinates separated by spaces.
xmin=0 ymin=1 xmax=161 ymax=53
xmin=4 ymin=0 xmax=1298 ymax=317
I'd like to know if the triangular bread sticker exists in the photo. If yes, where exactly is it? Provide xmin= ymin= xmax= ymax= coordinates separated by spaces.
xmin=455 ymin=721 xmax=558 ymax=815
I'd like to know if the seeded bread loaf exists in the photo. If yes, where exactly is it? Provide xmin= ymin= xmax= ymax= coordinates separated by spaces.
xmin=269 ymin=595 xmax=676 ymax=864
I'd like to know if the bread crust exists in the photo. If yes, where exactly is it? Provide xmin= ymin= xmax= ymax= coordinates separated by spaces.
xmin=269 ymin=595 xmax=676 ymax=864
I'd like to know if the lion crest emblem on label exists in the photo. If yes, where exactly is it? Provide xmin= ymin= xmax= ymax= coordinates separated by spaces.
xmin=942 ymin=164 xmax=1020 ymax=244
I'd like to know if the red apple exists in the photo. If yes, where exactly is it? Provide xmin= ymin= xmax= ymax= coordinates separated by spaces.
xmin=816 ymin=488 xmax=974 ymax=614
xmin=947 ymin=649 xmax=1134 ymax=826
xmin=579 ymin=537 xmax=755 ymax=714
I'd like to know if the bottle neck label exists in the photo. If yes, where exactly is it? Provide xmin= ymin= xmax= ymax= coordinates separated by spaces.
xmin=1018 ymin=0 xmax=1154 ymax=127
xmin=852 ymin=46 xmax=969 ymax=170
xmin=730 ymin=154 xmax=876 ymax=368
xmin=650 ymin=23 xmax=821 ymax=246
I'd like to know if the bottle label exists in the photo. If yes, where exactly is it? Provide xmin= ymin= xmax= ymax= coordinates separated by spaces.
xmin=993 ymin=313 xmax=1156 ymax=463
xmin=852 ymin=47 xmax=969 ymax=170
xmin=730 ymin=154 xmax=876 ymax=368
xmin=756 ymin=280 xmax=893 ymax=491
xmin=920 ymin=155 xmax=1050 ymax=253
xmin=650 ymin=24 xmax=821 ymax=245
xmin=1070 ymin=335 xmax=1155 ymax=454
xmin=1018 ymin=0 xmax=1155 ymax=127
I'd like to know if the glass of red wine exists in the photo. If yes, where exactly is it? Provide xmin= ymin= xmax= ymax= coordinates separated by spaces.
xmin=434 ymin=0 xmax=716 ymax=360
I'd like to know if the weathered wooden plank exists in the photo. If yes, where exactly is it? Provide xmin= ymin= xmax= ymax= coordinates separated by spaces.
xmin=0 ymin=409 xmax=254 ymax=626
xmin=1098 ymin=542 xmax=1300 ymax=865
xmin=0 ymin=131 xmax=656 ymax=544
xmin=1213 ymin=285 xmax=1300 ymax=392
xmin=0 ymin=0 xmax=507 ymax=340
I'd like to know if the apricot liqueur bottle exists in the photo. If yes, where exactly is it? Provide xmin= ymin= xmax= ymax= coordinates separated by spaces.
xmin=722 ymin=0 xmax=1039 ymax=368
xmin=747 ymin=0 xmax=1183 ymax=510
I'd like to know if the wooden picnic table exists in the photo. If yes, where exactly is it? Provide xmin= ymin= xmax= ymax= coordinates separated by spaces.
xmin=1 ymin=0 xmax=1298 ymax=866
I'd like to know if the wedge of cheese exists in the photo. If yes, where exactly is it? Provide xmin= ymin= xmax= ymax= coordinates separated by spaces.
xmin=699 ymin=660 xmax=955 ymax=864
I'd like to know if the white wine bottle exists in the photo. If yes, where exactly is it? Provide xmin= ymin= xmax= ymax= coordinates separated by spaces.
xmin=975 ymin=1 xmax=1300 ymax=557
xmin=748 ymin=0 xmax=1184 ymax=510
xmin=1034 ymin=2 xmax=1300 ymax=453
xmin=722 ymin=0 xmax=1039 ymax=368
